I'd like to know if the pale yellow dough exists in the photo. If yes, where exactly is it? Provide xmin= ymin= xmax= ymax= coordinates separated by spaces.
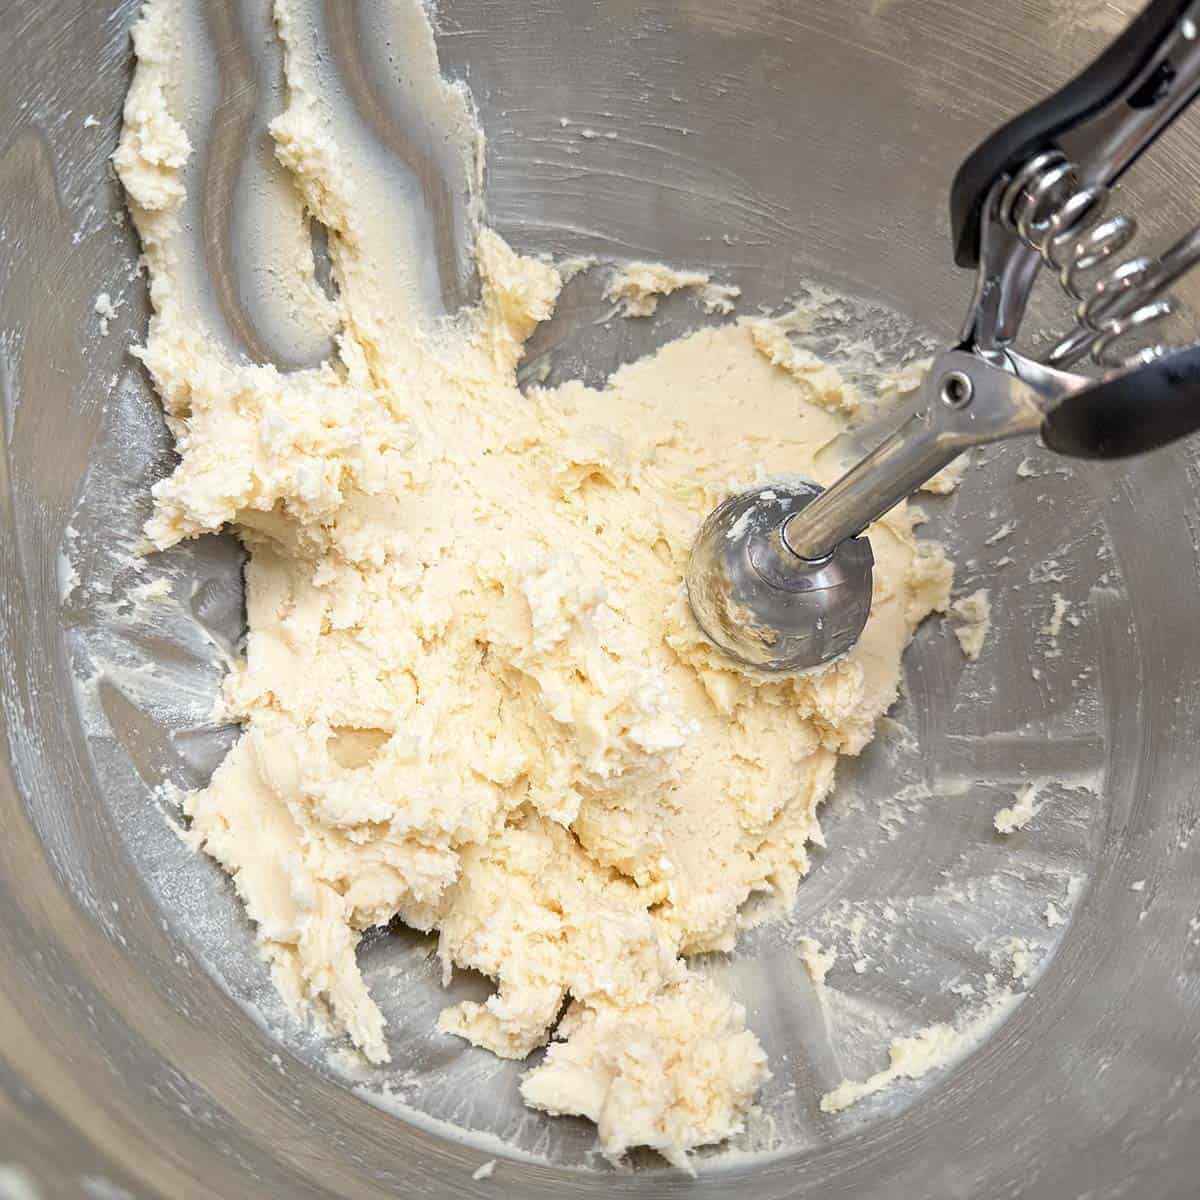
xmin=606 ymin=261 xmax=741 ymax=317
xmin=951 ymin=587 xmax=992 ymax=661
xmin=118 ymin=0 xmax=952 ymax=1167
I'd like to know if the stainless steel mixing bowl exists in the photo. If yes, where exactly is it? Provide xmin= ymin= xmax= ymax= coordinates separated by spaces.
xmin=4 ymin=1 xmax=1200 ymax=1196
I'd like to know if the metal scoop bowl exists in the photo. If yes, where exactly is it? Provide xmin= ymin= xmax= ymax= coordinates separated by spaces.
xmin=685 ymin=481 xmax=874 ymax=672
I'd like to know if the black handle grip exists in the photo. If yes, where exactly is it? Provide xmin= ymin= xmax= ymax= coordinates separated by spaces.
xmin=949 ymin=0 xmax=1190 ymax=268
xmin=1041 ymin=344 xmax=1200 ymax=459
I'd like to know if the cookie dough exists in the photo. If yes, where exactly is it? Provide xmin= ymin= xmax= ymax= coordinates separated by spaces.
xmin=117 ymin=0 xmax=951 ymax=1167
xmin=951 ymin=587 xmax=992 ymax=660
xmin=606 ymin=261 xmax=741 ymax=317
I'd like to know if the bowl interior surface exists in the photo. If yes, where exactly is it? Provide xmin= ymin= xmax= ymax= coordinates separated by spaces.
xmin=2 ymin=1 xmax=1200 ymax=1197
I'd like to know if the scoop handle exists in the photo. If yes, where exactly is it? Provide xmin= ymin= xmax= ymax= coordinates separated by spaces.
xmin=1041 ymin=344 xmax=1200 ymax=458
xmin=950 ymin=0 xmax=1192 ymax=268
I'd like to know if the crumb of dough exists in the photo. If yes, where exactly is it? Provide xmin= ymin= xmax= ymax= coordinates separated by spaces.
xmin=605 ymin=261 xmax=740 ymax=317
xmin=920 ymin=453 xmax=968 ymax=495
xmin=699 ymin=281 xmax=742 ymax=314
xmin=905 ymin=543 xmax=954 ymax=623
xmin=878 ymin=355 xmax=931 ymax=404
xmin=1044 ymin=901 xmax=1065 ymax=928
xmin=94 ymin=291 xmax=120 ymax=335
xmin=950 ymin=588 xmax=991 ymax=661
xmin=994 ymin=782 xmax=1044 ymax=834
xmin=797 ymin=935 xmax=837 ymax=988
xmin=117 ymin=0 xmax=953 ymax=1168
xmin=520 ymin=977 xmax=770 ymax=1172
xmin=1131 ymin=879 xmax=1146 ymax=892
xmin=820 ymin=992 xmax=1022 ymax=1113
xmin=471 ymin=1160 xmax=496 ymax=1181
